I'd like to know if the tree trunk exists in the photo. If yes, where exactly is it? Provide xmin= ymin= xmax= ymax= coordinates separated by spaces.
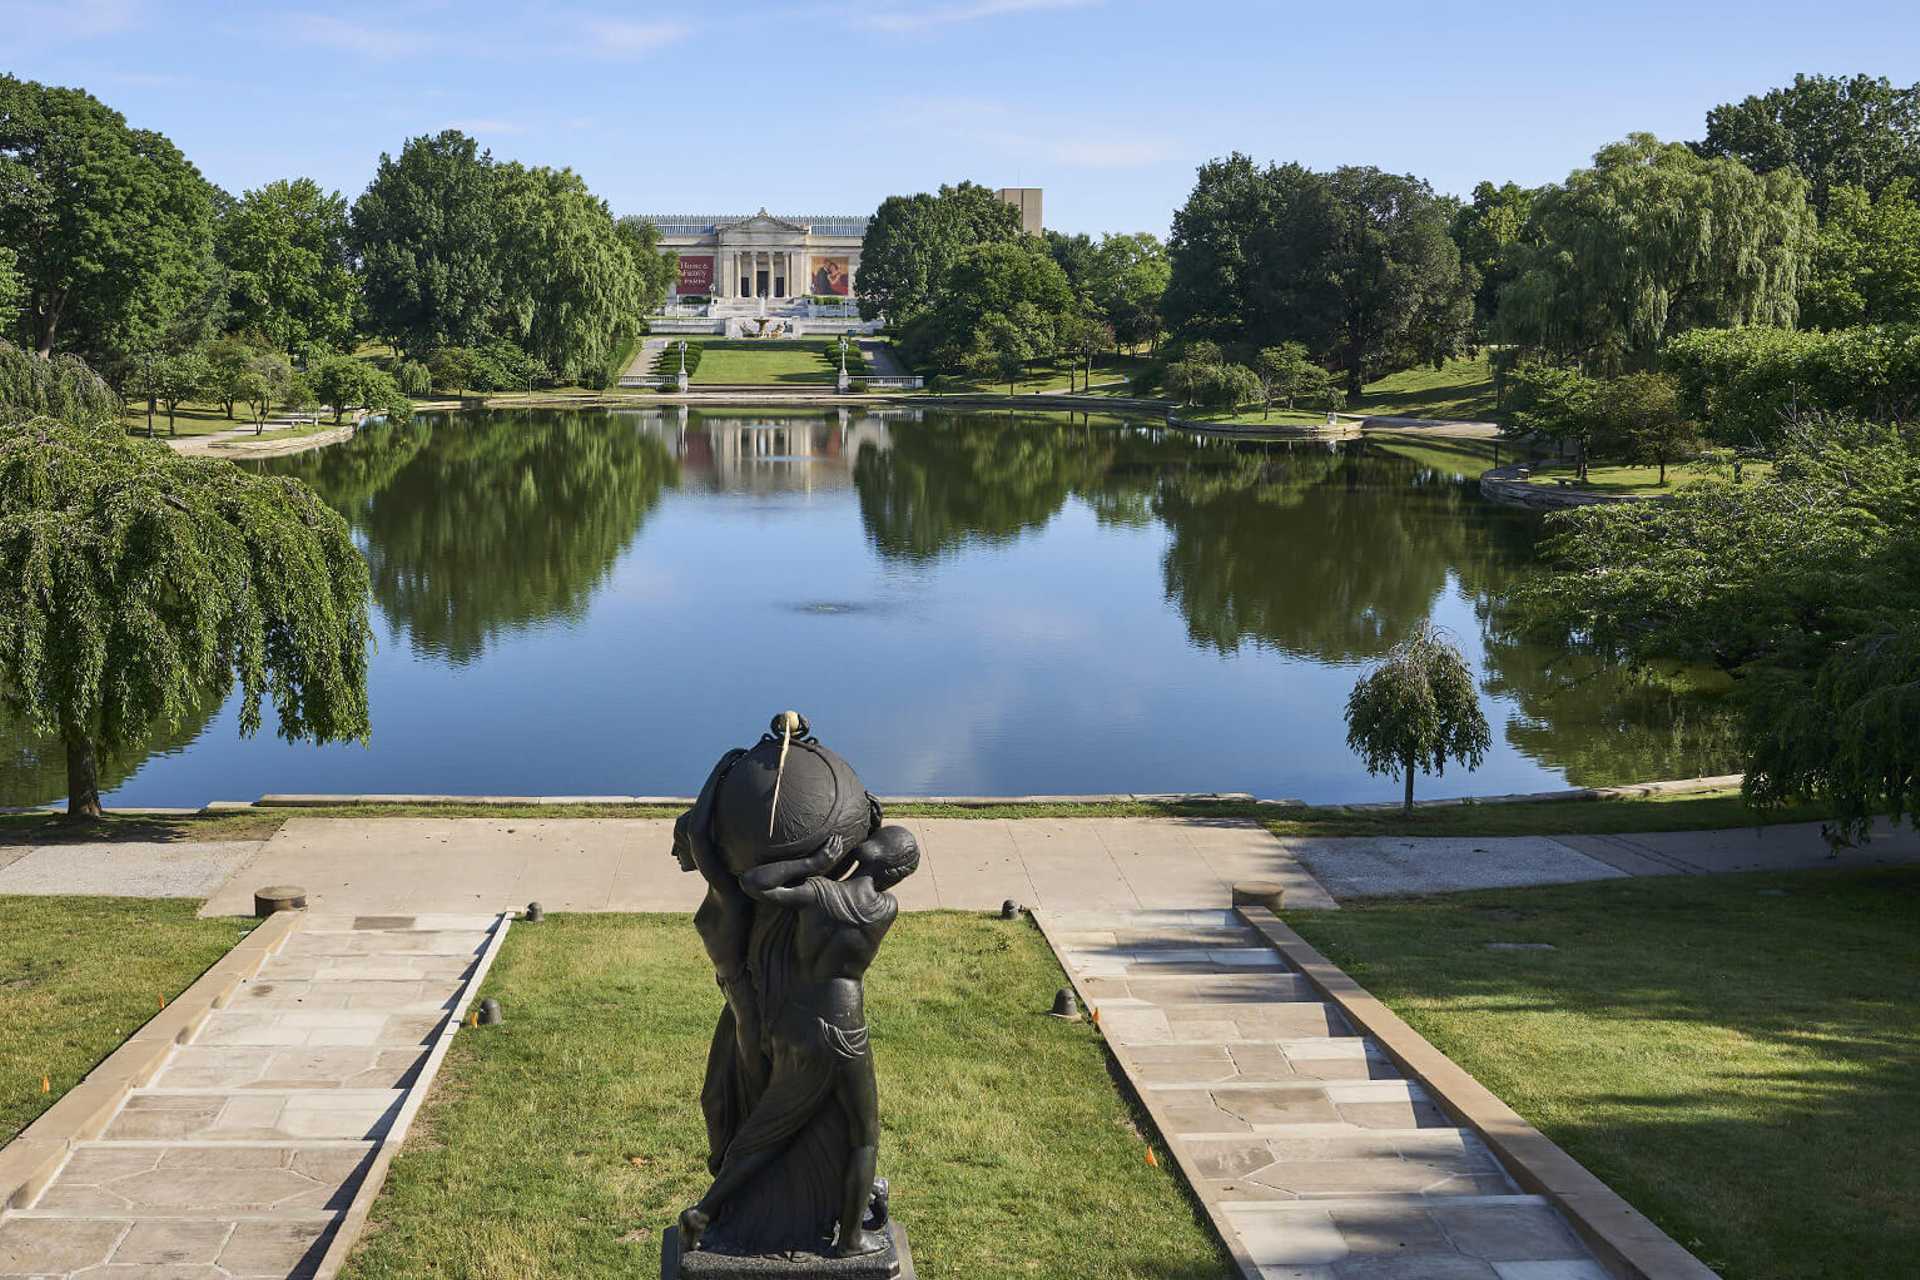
xmin=1403 ymin=751 xmax=1416 ymax=815
xmin=65 ymin=734 xmax=102 ymax=822
xmin=35 ymin=291 xmax=65 ymax=358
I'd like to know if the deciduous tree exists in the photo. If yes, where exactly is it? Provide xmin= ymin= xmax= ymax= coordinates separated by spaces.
xmin=153 ymin=349 xmax=208 ymax=436
xmin=1697 ymin=73 xmax=1920 ymax=215
xmin=0 ymin=76 xmax=217 ymax=359
xmin=1344 ymin=623 xmax=1491 ymax=813
xmin=0 ymin=407 xmax=372 ymax=818
xmin=219 ymin=178 xmax=357 ymax=353
xmin=856 ymin=182 xmax=1022 ymax=326
xmin=1499 ymin=135 xmax=1814 ymax=371
xmin=1802 ymin=179 xmax=1920 ymax=328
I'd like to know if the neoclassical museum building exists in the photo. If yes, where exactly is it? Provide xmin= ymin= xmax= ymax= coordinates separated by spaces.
xmin=649 ymin=211 xmax=869 ymax=302
xmin=647 ymin=189 xmax=1042 ymax=304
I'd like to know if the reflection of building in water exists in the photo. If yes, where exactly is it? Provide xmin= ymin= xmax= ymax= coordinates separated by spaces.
xmin=614 ymin=408 xmax=901 ymax=494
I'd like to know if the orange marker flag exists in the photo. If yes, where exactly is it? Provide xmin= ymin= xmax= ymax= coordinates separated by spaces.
xmin=1090 ymin=1007 xmax=1101 ymax=1026
xmin=156 ymin=993 xmax=166 ymax=1010
xmin=40 ymin=1074 xmax=51 ymax=1094
xmin=1145 ymin=1148 xmax=1159 ymax=1169
xmin=468 ymin=1010 xmax=479 ymax=1027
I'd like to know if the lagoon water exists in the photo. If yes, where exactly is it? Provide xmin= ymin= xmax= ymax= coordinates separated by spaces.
xmin=5 ymin=407 xmax=1738 ymax=807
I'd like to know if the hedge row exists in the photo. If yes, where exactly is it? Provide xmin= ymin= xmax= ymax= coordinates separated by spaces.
xmin=1664 ymin=324 xmax=1920 ymax=446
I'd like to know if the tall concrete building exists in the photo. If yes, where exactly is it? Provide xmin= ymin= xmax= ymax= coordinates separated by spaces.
xmin=996 ymin=187 xmax=1044 ymax=235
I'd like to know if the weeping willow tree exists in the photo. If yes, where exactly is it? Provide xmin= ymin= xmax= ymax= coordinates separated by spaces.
xmin=0 ymin=412 xmax=372 ymax=818
xmin=1498 ymin=134 xmax=1815 ymax=373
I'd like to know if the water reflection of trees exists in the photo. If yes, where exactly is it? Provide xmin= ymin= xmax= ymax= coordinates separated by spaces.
xmin=1 ymin=694 xmax=223 ymax=808
xmin=850 ymin=417 xmax=1740 ymax=783
xmin=271 ymin=411 xmax=677 ymax=665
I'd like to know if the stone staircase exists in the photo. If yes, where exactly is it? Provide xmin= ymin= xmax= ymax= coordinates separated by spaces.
xmin=0 ymin=913 xmax=505 ymax=1279
xmin=1038 ymin=909 xmax=1610 ymax=1280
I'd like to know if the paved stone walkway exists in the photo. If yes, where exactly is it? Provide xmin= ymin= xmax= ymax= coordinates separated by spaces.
xmin=0 ymin=912 xmax=503 ymax=1279
xmin=197 ymin=817 xmax=1335 ymax=917
xmin=0 ymin=841 xmax=265 ymax=898
xmin=1039 ymin=908 xmax=1609 ymax=1280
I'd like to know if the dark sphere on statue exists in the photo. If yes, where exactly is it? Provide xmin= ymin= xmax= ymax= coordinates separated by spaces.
xmin=709 ymin=722 xmax=877 ymax=876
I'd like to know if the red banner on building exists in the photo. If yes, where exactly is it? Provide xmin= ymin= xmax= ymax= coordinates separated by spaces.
xmin=811 ymin=256 xmax=850 ymax=297
xmin=676 ymin=254 xmax=715 ymax=295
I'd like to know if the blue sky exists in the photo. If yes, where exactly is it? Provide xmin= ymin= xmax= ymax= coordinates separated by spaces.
xmin=6 ymin=0 xmax=1918 ymax=236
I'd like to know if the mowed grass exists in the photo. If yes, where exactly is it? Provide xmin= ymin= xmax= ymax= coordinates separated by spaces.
xmin=338 ymin=913 xmax=1227 ymax=1280
xmin=930 ymin=353 xmax=1149 ymax=396
xmin=0 ymin=787 xmax=1835 ymax=846
xmin=1523 ymin=460 xmax=1778 ymax=496
xmin=0 ymin=897 xmax=256 ymax=1141
xmin=1285 ymin=869 xmax=1920 ymax=1280
xmin=688 ymin=342 xmax=837 ymax=385
xmin=1354 ymin=353 xmax=1498 ymax=421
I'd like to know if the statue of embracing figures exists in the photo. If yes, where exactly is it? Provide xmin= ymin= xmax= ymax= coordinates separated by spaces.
xmin=667 ymin=712 xmax=918 ymax=1278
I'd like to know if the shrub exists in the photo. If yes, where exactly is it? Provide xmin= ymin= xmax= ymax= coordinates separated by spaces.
xmin=1663 ymin=324 xmax=1920 ymax=447
xmin=394 ymin=360 xmax=432 ymax=398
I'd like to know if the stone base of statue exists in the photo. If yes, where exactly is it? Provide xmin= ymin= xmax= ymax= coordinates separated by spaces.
xmin=661 ymin=1223 xmax=915 ymax=1279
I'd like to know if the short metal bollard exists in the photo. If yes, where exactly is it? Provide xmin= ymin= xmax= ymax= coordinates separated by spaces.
xmin=525 ymin=901 xmax=545 ymax=923
xmin=1048 ymin=987 xmax=1082 ymax=1020
xmin=477 ymin=998 xmax=503 ymax=1026
xmin=999 ymin=899 xmax=1022 ymax=920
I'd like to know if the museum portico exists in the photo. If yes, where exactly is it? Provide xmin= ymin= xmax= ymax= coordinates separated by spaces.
xmin=650 ymin=211 xmax=867 ymax=302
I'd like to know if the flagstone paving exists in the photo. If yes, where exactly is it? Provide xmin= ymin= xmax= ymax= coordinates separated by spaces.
xmin=0 ymin=912 xmax=501 ymax=1279
xmin=1038 ymin=908 xmax=1613 ymax=1280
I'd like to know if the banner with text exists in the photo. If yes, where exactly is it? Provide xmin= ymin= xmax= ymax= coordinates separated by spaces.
xmin=811 ymin=256 xmax=851 ymax=297
xmin=676 ymin=254 xmax=715 ymax=295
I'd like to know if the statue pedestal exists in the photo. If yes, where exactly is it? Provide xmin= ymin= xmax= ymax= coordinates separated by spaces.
xmin=662 ymin=1223 xmax=915 ymax=1279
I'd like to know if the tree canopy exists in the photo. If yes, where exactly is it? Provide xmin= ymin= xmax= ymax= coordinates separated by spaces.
xmin=1449 ymin=180 xmax=1533 ymax=331
xmin=1510 ymin=417 xmax=1920 ymax=837
xmin=0 ymin=75 xmax=217 ymax=360
xmin=1697 ymin=73 xmax=1920 ymax=215
xmin=897 ymin=238 xmax=1080 ymax=376
xmin=1344 ymin=623 xmax=1491 ymax=812
xmin=219 ymin=177 xmax=358 ymax=353
xmin=1498 ymin=134 xmax=1814 ymax=371
xmin=855 ymin=182 xmax=1022 ymax=325
xmin=0 ymin=410 xmax=372 ymax=817
xmin=493 ymin=163 xmax=648 ymax=382
xmin=1803 ymin=179 xmax=1920 ymax=328
xmin=1164 ymin=154 xmax=1474 ymax=401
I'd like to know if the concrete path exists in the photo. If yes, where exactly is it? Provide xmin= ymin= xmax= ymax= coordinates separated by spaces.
xmin=1287 ymin=817 xmax=1920 ymax=899
xmin=1039 ymin=908 xmax=1609 ymax=1280
xmin=857 ymin=340 xmax=907 ymax=377
xmin=0 ymin=911 xmax=502 ymax=1279
xmin=0 ymin=841 xmax=266 ymax=898
xmin=197 ymin=817 xmax=1335 ymax=917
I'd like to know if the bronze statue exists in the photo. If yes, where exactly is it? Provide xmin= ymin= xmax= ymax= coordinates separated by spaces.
xmin=667 ymin=712 xmax=917 ymax=1277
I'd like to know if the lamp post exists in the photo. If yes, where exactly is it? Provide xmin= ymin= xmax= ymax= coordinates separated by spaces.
xmin=677 ymin=339 xmax=690 ymax=394
xmin=837 ymin=335 xmax=850 ymax=392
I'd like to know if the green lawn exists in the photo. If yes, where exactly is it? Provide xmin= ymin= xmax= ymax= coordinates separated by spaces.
xmin=1284 ymin=869 xmax=1920 ymax=1280
xmin=1523 ymin=460 xmax=1777 ymax=496
xmin=929 ymin=353 xmax=1147 ymax=396
xmin=337 ymin=913 xmax=1226 ymax=1280
xmin=686 ymin=341 xmax=838 ymax=385
xmin=1 ymin=897 xmax=256 ymax=1142
xmin=120 ymin=400 xmax=254 ymax=438
xmin=1353 ymin=353 xmax=1498 ymax=420
xmin=0 ymin=787 xmax=1834 ymax=846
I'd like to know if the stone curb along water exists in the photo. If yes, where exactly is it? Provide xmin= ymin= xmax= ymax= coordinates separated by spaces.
xmin=1235 ymin=906 xmax=1721 ymax=1280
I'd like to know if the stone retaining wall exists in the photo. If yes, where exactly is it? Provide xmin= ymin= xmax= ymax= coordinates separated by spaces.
xmin=1479 ymin=463 xmax=1660 ymax=509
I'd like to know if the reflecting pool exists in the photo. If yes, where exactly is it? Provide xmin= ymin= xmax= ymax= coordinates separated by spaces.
xmin=5 ymin=406 xmax=1738 ymax=807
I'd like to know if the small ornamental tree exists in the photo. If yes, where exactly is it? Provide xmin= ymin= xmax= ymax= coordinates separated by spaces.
xmin=153 ymin=350 xmax=209 ymax=436
xmin=1344 ymin=623 xmax=1492 ymax=813
xmin=0 ymin=413 xmax=373 ymax=819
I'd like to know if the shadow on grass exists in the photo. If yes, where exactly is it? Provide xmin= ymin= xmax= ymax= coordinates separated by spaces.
xmin=1285 ymin=868 xmax=1920 ymax=1279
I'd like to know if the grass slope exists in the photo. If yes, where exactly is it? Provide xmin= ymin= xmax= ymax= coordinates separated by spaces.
xmin=687 ymin=341 xmax=838 ymax=385
xmin=1285 ymin=869 xmax=1920 ymax=1280
xmin=1354 ymin=354 xmax=1497 ymax=420
xmin=0 ymin=897 xmax=256 ymax=1141
xmin=338 ymin=913 xmax=1226 ymax=1280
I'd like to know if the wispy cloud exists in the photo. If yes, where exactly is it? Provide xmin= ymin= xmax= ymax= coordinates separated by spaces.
xmin=279 ymin=13 xmax=426 ymax=59
xmin=2 ymin=0 xmax=142 ymax=42
xmin=894 ymin=95 xmax=1172 ymax=170
xmin=853 ymin=0 xmax=1099 ymax=33
xmin=582 ymin=17 xmax=690 ymax=57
